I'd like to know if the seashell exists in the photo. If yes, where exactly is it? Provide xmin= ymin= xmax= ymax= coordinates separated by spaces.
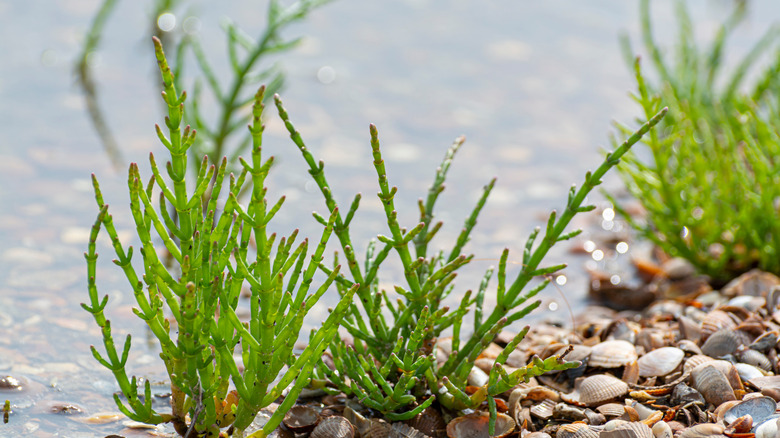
xmin=623 ymin=360 xmax=639 ymax=384
xmin=561 ymin=374 xmax=628 ymax=407
xmin=554 ymin=345 xmax=592 ymax=363
xmin=552 ymin=403 xmax=586 ymax=421
xmin=596 ymin=403 xmax=626 ymax=418
xmin=636 ymin=328 xmax=671 ymax=352
xmin=644 ymin=300 xmax=684 ymax=320
xmin=683 ymin=355 xmax=716 ymax=374
xmin=735 ymin=363 xmax=766 ymax=382
xmin=727 ymin=295 xmax=766 ymax=311
xmin=583 ymin=408 xmax=606 ymax=426
xmin=446 ymin=412 xmax=514 ymax=438
xmin=529 ymin=399 xmax=557 ymax=420
xmin=589 ymin=340 xmax=638 ymax=368
xmin=600 ymin=421 xmax=654 ymax=438
xmin=625 ymin=400 xmax=657 ymax=421
xmin=678 ymin=423 xmax=726 ymax=438
xmin=761 ymin=387 xmax=780 ymax=402
xmin=724 ymin=415 xmax=753 ymax=434
xmin=283 ymin=405 xmax=320 ymax=433
xmin=703 ymin=360 xmax=744 ymax=391
xmin=311 ymin=415 xmax=355 ymax=438
xmin=405 ymin=406 xmax=445 ymax=438
xmin=267 ymin=428 xmax=295 ymax=438
xmin=690 ymin=364 xmax=736 ymax=406
xmin=748 ymin=375 xmax=780 ymax=390
xmin=700 ymin=329 xmax=751 ymax=358
xmin=750 ymin=331 xmax=779 ymax=351
xmin=555 ymin=423 xmax=599 ymax=438
xmin=526 ymin=433 xmax=552 ymax=438
xmin=468 ymin=366 xmax=489 ymax=387
xmin=723 ymin=396 xmax=777 ymax=426
xmin=767 ymin=286 xmax=780 ymax=311
xmin=700 ymin=310 xmax=739 ymax=342
xmin=722 ymin=269 xmax=780 ymax=298
xmin=652 ymin=421 xmax=673 ymax=438
xmin=676 ymin=340 xmax=702 ymax=356
xmin=714 ymin=400 xmax=743 ymax=424
xmin=671 ymin=383 xmax=705 ymax=406
xmin=637 ymin=347 xmax=684 ymax=377
xmin=603 ymin=319 xmax=641 ymax=344
xmin=753 ymin=416 xmax=780 ymax=438
xmin=390 ymin=423 xmax=432 ymax=438
xmin=737 ymin=348 xmax=772 ymax=371
xmin=678 ymin=316 xmax=702 ymax=342
xmin=642 ymin=411 xmax=664 ymax=427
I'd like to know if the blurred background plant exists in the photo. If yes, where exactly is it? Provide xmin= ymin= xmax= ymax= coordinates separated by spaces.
xmin=84 ymin=39 xmax=354 ymax=437
xmin=607 ymin=0 xmax=780 ymax=285
xmin=276 ymin=91 xmax=665 ymax=429
xmin=75 ymin=0 xmax=331 ymax=176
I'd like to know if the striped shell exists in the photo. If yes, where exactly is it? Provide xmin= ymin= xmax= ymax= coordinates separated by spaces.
xmin=563 ymin=374 xmax=629 ymax=407
xmin=600 ymin=421 xmax=654 ymax=438
xmin=528 ymin=399 xmax=557 ymax=420
xmin=589 ymin=340 xmax=638 ymax=368
xmin=737 ymin=348 xmax=772 ymax=371
xmin=404 ymin=406 xmax=445 ymax=438
xmin=700 ymin=310 xmax=739 ymax=341
xmin=311 ymin=416 xmax=355 ymax=438
xmin=556 ymin=423 xmax=599 ymax=438
xmin=678 ymin=423 xmax=726 ymax=438
xmin=690 ymin=364 xmax=736 ymax=406
xmin=637 ymin=347 xmax=684 ymax=377
xmin=700 ymin=329 xmax=751 ymax=358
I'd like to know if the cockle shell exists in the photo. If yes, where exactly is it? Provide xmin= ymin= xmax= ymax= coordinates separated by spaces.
xmin=555 ymin=422 xmax=599 ymax=438
xmin=310 ymin=415 xmax=355 ymax=438
xmin=562 ymin=374 xmax=628 ymax=407
xmin=404 ymin=406 xmax=445 ymax=438
xmin=589 ymin=340 xmax=638 ymax=368
xmin=678 ymin=423 xmax=726 ymax=438
xmin=600 ymin=421 xmax=654 ymax=438
xmin=637 ymin=347 xmax=684 ymax=377
xmin=700 ymin=329 xmax=751 ymax=358
xmin=446 ymin=412 xmax=514 ymax=438
xmin=700 ymin=310 xmax=739 ymax=341
xmin=737 ymin=348 xmax=773 ymax=371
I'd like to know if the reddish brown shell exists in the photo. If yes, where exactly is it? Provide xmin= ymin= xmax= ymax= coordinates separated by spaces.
xmin=282 ymin=405 xmax=320 ymax=433
xmin=446 ymin=412 xmax=514 ymax=438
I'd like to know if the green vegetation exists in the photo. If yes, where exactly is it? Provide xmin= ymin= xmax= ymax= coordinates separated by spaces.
xmin=82 ymin=21 xmax=668 ymax=438
xmin=608 ymin=0 xmax=780 ymax=284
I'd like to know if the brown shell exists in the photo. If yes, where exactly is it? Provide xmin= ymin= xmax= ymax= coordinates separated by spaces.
xmin=749 ymin=375 xmax=780 ymax=390
xmin=311 ymin=415 xmax=355 ymax=438
xmin=678 ymin=423 xmax=727 ymax=438
xmin=600 ymin=421 xmax=654 ymax=438
xmin=562 ymin=374 xmax=629 ymax=407
xmin=637 ymin=347 xmax=684 ymax=377
xmin=596 ymin=403 xmax=626 ymax=418
xmin=690 ymin=364 xmax=736 ymax=406
xmin=700 ymin=329 xmax=751 ymax=358
xmin=683 ymin=355 xmax=716 ymax=374
xmin=446 ymin=412 xmax=514 ymax=438
xmin=405 ymin=406 xmax=445 ymax=438
xmin=589 ymin=340 xmax=638 ymax=368
xmin=282 ymin=405 xmax=320 ymax=433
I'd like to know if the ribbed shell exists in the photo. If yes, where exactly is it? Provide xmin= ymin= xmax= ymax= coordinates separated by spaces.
xmin=311 ymin=416 xmax=355 ymax=438
xmin=700 ymin=310 xmax=739 ymax=341
xmin=678 ymin=423 xmax=726 ymax=438
xmin=563 ymin=374 xmax=629 ymax=407
xmin=555 ymin=423 xmax=599 ymax=438
xmin=683 ymin=355 xmax=716 ymax=374
xmin=529 ymin=399 xmax=557 ymax=420
xmin=404 ymin=406 xmax=445 ymax=438
xmin=637 ymin=347 xmax=684 ymax=377
xmin=600 ymin=421 xmax=654 ymax=438
xmin=589 ymin=340 xmax=638 ymax=368
xmin=700 ymin=329 xmax=751 ymax=358
xmin=597 ymin=403 xmax=626 ymax=418
xmin=737 ymin=348 xmax=773 ymax=371
xmin=690 ymin=364 xmax=736 ymax=406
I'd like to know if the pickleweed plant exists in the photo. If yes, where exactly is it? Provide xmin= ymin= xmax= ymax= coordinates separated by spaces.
xmin=275 ymin=93 xmax=666 ymax=430
xmin=608 ymin=0 xmax=780 ymax=284
xmin=83 ymin=37 xmax=354 ymax=437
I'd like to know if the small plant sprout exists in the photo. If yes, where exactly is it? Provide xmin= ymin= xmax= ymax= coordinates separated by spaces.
xmin=275 ymin=92 xmax=666 ymax=430
xmin=84 ymin=37 xmax=354 ymax=437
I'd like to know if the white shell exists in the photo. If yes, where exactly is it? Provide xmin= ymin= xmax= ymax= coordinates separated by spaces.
xmin=637 ymin=347 xmax=684 ymax=377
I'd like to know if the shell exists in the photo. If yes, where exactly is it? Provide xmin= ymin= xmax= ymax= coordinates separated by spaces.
xmin=750 ymin=331 xmax=779 ymax=351
xmin=683 ymin=355 xmax=716 ymax=374
xmin=748 ymin=375 xmax=780 ymax=390
xmin=404 ymin=406 xmax=445 ymax=438
xmin=671 ymin=383 xmax=705 ymax=406
xmin=723 ymin=396 xmax=777 ymax=426
xmin=724 ymin=415 xmax=753 ymax=434
xmin=700 ymin=310 xmax=739 ymax=341
xmin=700 ymin=329 xmax=751 ymax=358
xmin=600 ymin=421 xmax=654 ymax=438
xmin=562 ymin=374 xmax=628 ymax=407
xmin=446 ymin=412 xmax=514 ymax=438
xmin=652 ymin=421 xmax=673 ymax=438
xmin=596 ymin=403 xmax=627 ymax=418
xmin=555 ymin=423 xmax=599 ymax=438
xmin=311 ymin=415 xmax=355 ymax=438
xmin=529 ymin=399 xmax=557 ymax=420
xmin=754 ymin=416 xmax=780 ymax=438
xmin=678 ymin=423 xmax=726 ymax=438
xmin=735 ymin=363 xmax=766 ymax=382
xmin=637 ymin=347 xmax=684 ymax=377
xmin=282 ymin=405 xmax=320 ymax=433
xmin=690 ymin=364 xmax=736 ymax=406
xmin=589 ymin=340 xmax=638 ymax=368
xmin=737 ymin=348 xmax=773 ymax=371
xmin=721 ymin=269 xmax=780 ymax=298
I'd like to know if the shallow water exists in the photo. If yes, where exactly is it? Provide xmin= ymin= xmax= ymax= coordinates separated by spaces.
xmin=1 ymin=0 xmax=779 ymax=435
